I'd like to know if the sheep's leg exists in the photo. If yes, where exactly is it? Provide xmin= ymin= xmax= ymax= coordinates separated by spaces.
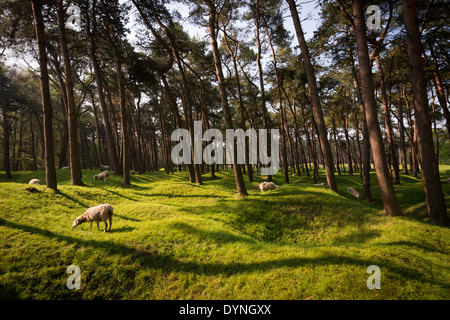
xmin=103 ymin=220 xmax=108 ymax=232
xmin=96 ymin=221 xmax=100 ymax=230
xmin=108 ymin=216 xmax=112 ymax=231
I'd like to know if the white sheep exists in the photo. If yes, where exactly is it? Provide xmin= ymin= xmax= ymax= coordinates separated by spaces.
xmin=61 ymin=166 xmax=70 ymax=169
xmin=258 ymin=181 xmax=280 ymax=192
xmin=29 ymin=179 xmax=41 ymax=185
xmin=94 ymin=171 xmax=110 ymax=181
xmin=347 ymin=187 xmax=360 ymax=198
xmin=99 ymin=164 xmax=110 ymax=171
xmin=72 ymin=204 xmax=113 ymax=232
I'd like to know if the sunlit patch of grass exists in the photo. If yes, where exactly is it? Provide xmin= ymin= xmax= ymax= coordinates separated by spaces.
xmin=0 ymin=168 xmax=449 ymax=299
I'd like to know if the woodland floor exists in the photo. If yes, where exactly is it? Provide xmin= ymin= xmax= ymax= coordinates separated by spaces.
xmin=0 ymin=166 xmax=449 ymax=299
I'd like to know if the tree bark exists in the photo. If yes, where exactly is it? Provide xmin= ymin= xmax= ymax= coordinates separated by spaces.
xmin=207 ymin=0 xmax=247 ymax=197
xmin=353 ymin=0 xmax=401 ymax=216
xmin=403 ymin=0 xmax=449 ymax=226
xmin=57 ymin=0 xmax=84 ymax=185
xmin=398 ymin=93 xmax=408 ymax=175
xmin=85 ymin=2 xmax=120 ymax=174
xmin=428 ymin=41 xmax=450 ymax=136
xmin=376 ymin=56 xmax=400 ymax=185
xmin=0 ymin=67 xmax=11 ymax=179
xmin=343 ymin=113 xmax=353 ymax=176
xmin=348 ymin=33 xmax=372 ymax=202
xmin=287 ymin=0 xmax=337 ymax=192
xmin=100 ymin=0 xmax=130 ymax=185
xmin=31 ymin=0 xmax=57 ymax=190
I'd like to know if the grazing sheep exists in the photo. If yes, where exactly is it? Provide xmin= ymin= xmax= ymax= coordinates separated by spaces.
xmin=292 ymin=173 xmax=297 ymax=176
xmin=258 ymin=181 xmax=280 ymax=192
xmin=72 ymin=204 xmax=113 ymax=232
xmin=29 ymin=179 xmax=41 ymax=185
xmin=347 ymin=187 xmax=360 ymax=198
xmin=94 ymin=171 xmax=110 ymax=181
xmin=130 ymin=170 xmax=137 ymax=174
xmin=446 ymin=178 xmax=450 ymax=184
xmin=61 ymin=166 xmax=70 ymax=169
xmin=314 ymin=183 xmax=326 ymax=186
xmin=99 ymin=164 xmax=110 ymax=171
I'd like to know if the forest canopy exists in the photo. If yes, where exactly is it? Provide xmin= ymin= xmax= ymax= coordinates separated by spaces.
xmin=0 ymin=0 xmax=449 ymax=226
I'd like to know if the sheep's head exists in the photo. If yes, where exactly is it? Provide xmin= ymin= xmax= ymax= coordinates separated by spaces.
xmin=94 ymin=175 xmax=99 ymax=180
xmin=72 ymin=219 xmax=81 ymax=228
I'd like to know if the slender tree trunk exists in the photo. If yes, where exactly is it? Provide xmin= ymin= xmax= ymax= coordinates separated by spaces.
xmin=353 ymin=0 xmax=401 ymax=216
xmin=376 ymin=56 xmax=400 ymax=185
xmin=287 ymin=0 xmax=337 ymax=192
xmin=100 ymin=0 xmax=130 ymax=185
xmin=223 ymin=28 xmax=253 ymax=182
xmin=85 ymin=3 xmax=120 ymax=174
xmin=57 ymin=0 xmax=83 ymax=185
xmin=15 ymin=113 xmax=23 ymax=171
xmin=32 ymin=0 xmax=57 ymax=190
xmin=398 ymin=93 xmax=408 ymax=174
xmin=28 ymin=107 xmax=38 ymax=171
xmin=267 ymin=30 xmax=289 ymax=183
xmin=331 ymin=115 xmax=341 ymax=175
xmin=284 ymin=92 xmax=305 ymax=177
xmin=207 ymin=0 xmax=247 ymax=197
xmin=343 ymin=113 xmax=354 ymax=176
xmin=0 ymin=67 xmax=11 ymax=179
xmin=348 ymin=35 xmax=372 ymax=201
xmin=255 ymin=0 xmax=273 ymax=182
xmin=90 ymin=92 xmax=103 ymax=167
xmin=403 ymin=0 xmax=449 ymax=226
xmin=428 ymin=41 xmax=450 ymax=136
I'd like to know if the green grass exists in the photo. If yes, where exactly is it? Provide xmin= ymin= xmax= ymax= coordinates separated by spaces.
xmin=0 ymin=167 xmax=449 ymax=300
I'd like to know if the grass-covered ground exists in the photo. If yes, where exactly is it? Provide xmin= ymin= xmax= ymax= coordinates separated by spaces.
xmin=0 ymin=166 xmax=449 ymax=299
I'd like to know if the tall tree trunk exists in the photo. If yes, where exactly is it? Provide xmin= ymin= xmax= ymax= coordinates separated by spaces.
xmin=223 ymin=28 xmax=253 ymax=182
xmin=267 ymin=29 xmax=289 ymax=183
xmin=331 ymin=115 xmax=341 ymax=175
xmin=0 ymin=67 xmax=11 ymax=179
xmin=353 ymin=0 xmax=401 ymax=216
xmin=28 ymin=107 xmax=38 ymax=171
xmin=284 ymin=91 xmax=306 ymax=176
xmin=343 ymin=113 xmax=354 ymax=176
xmin=207 ymin=0 xmax=247 ymax=197
xmin=348 ymin=32 xmax=372 ymax=202
xmin=57 ymin=0 xmax=83 ymax=185
xmin=255 ymin=0 xmax=273 ymax=182
xmin=403 ymin=0 xmax=449 ymax=226
xmin=287 ymin=0 xmax=337 ymax=192
xmin=398 ymin=93 xmax=408 ymax=175
xmin=85 ymin=3 xmax=120 ymax=174
xmin=376 ymin=56 xmax=400 ymax=185
xmin=100 ymin=0 xmax=130 ymax=185
xmin=90 ymin=91 xmax=103 ymax=167
xmin=428 ymin=41 xmax=450 ymax=136
xmin=31 ymin=0 xmax=57 ymax=190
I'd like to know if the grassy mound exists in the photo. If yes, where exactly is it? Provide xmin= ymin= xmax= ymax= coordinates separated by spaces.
xmin=0 ymin=168 xmax=449 ymax=299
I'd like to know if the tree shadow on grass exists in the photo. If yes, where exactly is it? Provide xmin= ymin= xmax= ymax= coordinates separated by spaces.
xmin=170 ymin=221 xmax=258 ymax=245
xmin=114 ymin=213 xmax=141 ymax=222
xmin=56 ymin=190 xmax=89 ymax=208
xmin=0 ymin=217 xmax=447 ymax=294
xmin=102 ymin=188 xmax=139 ymax=202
